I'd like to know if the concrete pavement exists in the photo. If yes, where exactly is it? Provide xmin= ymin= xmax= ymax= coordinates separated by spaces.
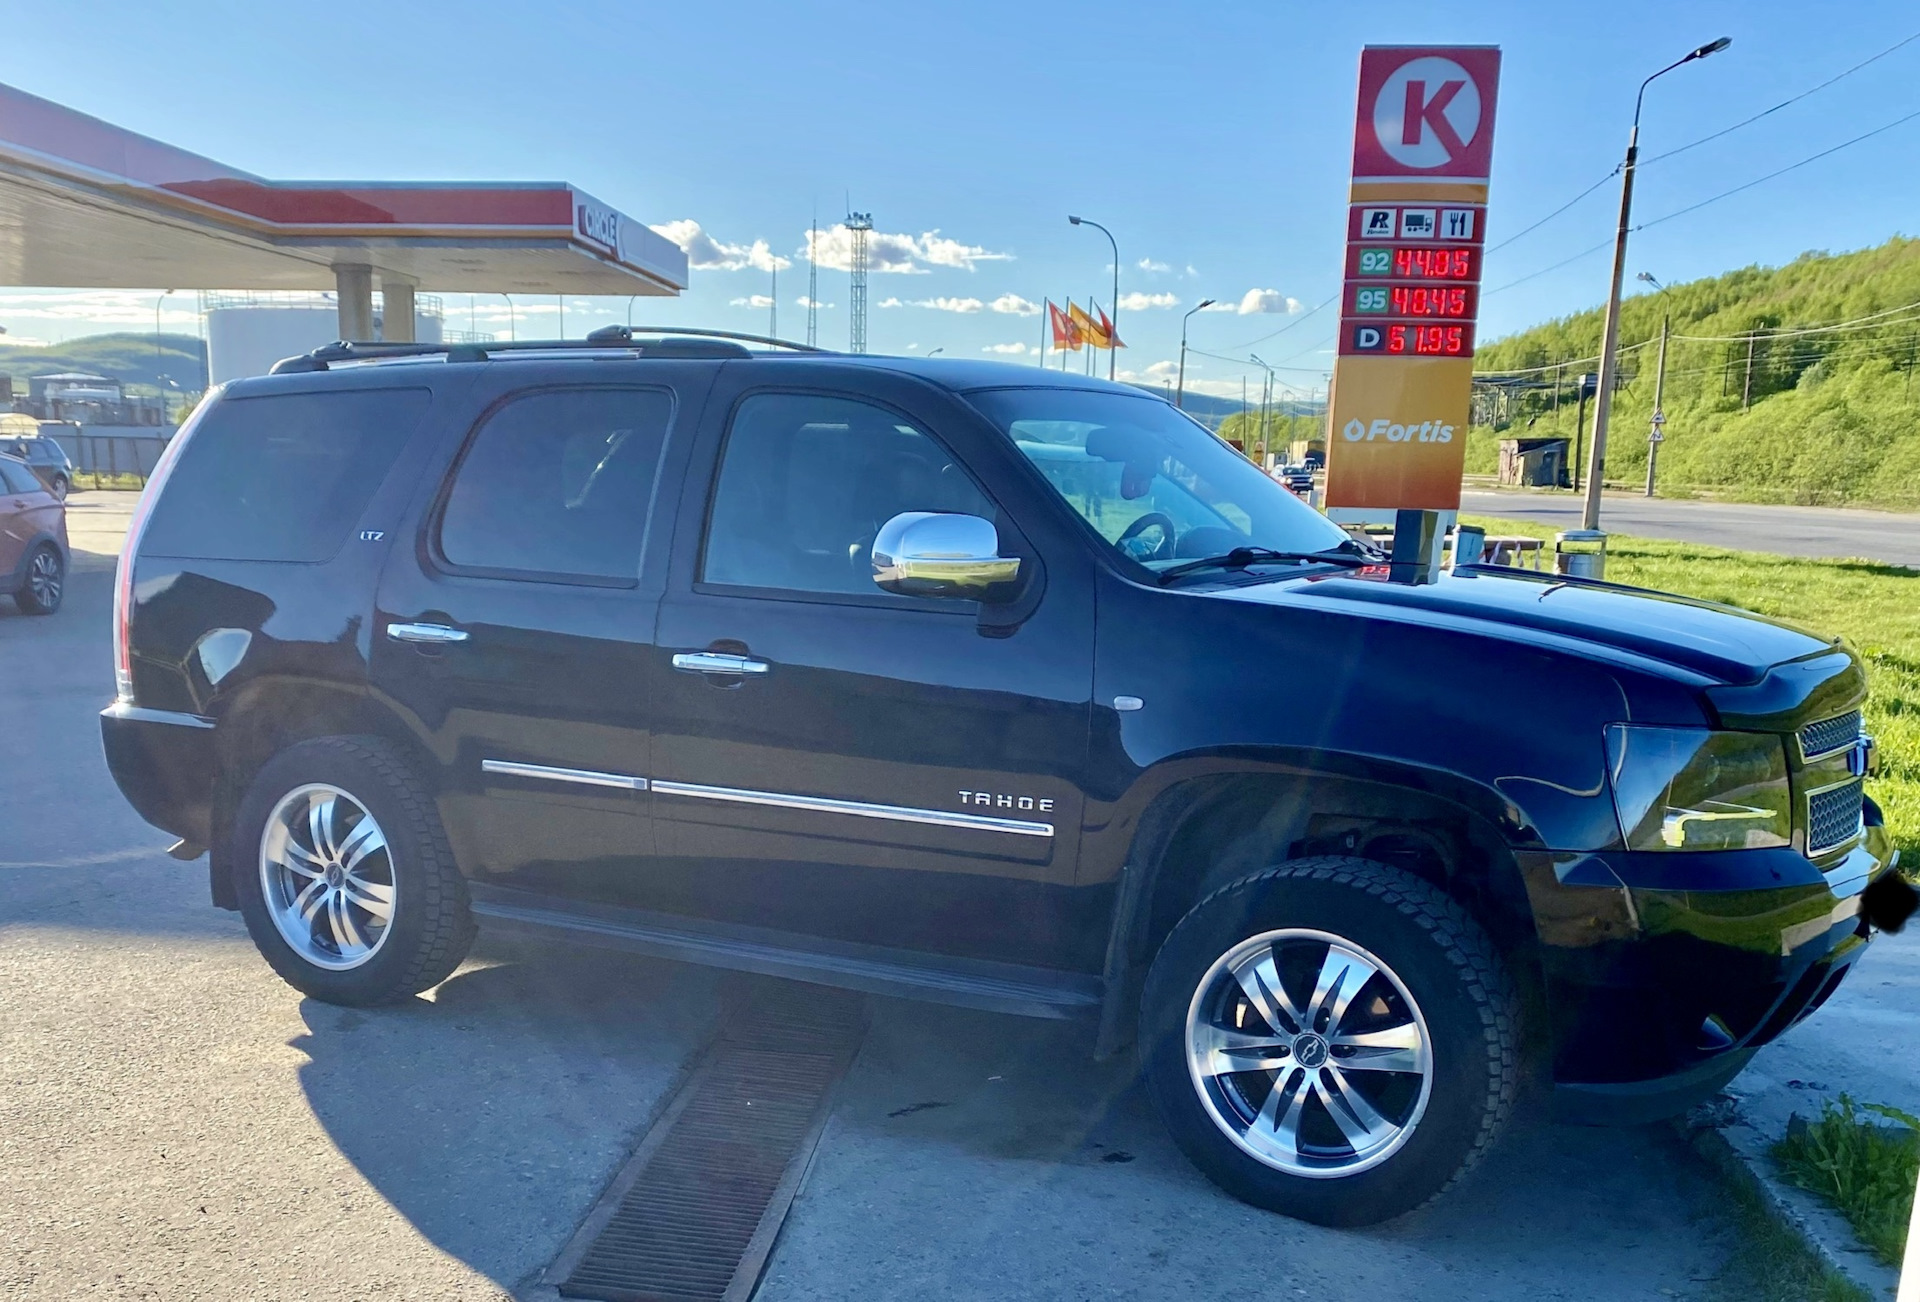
xmin=1462 ymin=488 xmax=1920 ymax=567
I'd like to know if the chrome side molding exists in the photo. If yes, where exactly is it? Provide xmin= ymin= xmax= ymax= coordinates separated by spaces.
xmin=481 ymin=759 xmax=648 ymax=792
xmin=651 ymin=779 xmax=1054 ymax=838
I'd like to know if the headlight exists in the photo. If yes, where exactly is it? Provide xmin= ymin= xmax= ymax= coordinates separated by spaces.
xmin=1606 ymin=726 xmax=1791 ymax=852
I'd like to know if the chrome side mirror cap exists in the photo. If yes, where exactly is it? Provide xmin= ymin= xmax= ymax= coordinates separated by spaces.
xmin=872 ymin=511 xmax=1021 ymax=600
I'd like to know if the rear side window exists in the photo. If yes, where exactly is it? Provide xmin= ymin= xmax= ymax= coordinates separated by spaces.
xmin=140 ymin=388 xmax=430 ymax=562
xmin=437 ymin=388 xmax=673 ymax=583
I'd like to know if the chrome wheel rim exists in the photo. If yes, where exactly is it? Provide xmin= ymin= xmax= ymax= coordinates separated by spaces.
xmin=27 ymin=549 xmax=60 ymax=607
xmin=259 ymin=783 xmax=396 ymax=971
xmin=1185 ymin=928 xmax=1432 ymax=1179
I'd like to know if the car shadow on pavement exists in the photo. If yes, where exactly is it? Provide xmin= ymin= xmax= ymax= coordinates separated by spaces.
xmin=290 ymin=938 xmax=1743 ymax=1302
xmin=291 ymin=941 xmax=726 ymax=1295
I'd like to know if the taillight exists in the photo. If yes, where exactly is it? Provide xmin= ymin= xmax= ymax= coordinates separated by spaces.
xmin=114 ymin=393 xmax=216 ymax=703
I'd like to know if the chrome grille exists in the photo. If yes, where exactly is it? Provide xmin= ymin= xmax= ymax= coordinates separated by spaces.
xmin=1807 ymin=778 xmax=1864 ymax=855
xmin=1800 ymin=710 xmax=1863 ymax=760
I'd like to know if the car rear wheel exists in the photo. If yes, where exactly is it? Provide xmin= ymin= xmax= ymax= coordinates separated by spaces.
xmin=1141 ymin=856 xmax=1518 ymax=1226
xmin=233 ymin=736 xmax=474 ymax=1005
xmin=15 ymin=544 xmax=63 ymax=614
xmin=50 ymin=474 xmax=69 ymax=501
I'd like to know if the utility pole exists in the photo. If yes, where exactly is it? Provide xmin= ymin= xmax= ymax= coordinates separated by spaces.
xmin=1742 ymin=332 xmax=1756 ymax=411
xmin=806 ymin=214 xmax=819 ymax=348
xmin=1582 ymin=36 xmax=1731 ymax=531
xmin=1645 ymin=313 xmax=1669 ymax=497
xmin=769 ymin=262 xmax=777 ymax=342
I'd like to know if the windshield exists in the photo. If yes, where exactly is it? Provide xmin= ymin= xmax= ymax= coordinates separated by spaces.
xmin=968 ymin=387 xmax=1351 ymax=574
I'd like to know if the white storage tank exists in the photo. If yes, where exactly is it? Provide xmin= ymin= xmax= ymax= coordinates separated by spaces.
xmin=204 ymin=291 xmax=444 ymax=384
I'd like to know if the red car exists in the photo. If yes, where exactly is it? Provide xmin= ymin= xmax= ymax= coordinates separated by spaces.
xmin=0 ymin=452 xmax=66 ymax=614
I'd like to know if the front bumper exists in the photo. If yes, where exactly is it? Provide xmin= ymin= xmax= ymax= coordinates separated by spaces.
xmin=99 ymin=702 xmax=218 ymax=846
xmin=1521 ymin=812 xmax=1897 ymax=1125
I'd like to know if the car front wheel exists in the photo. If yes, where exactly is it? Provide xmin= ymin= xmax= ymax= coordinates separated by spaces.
xmin=1141 ymin=856 xmax=1519 ymax=1226
xmin=233 ymin=736 xmax=474 ymax=1006
xmin=15 ymin=543 xmax=63 ymax=614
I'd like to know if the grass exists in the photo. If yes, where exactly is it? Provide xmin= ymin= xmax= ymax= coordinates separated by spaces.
xmin=1463 ymin=516 xmax=1920 ymax=864
xmin=1770 ymin=1096 xmax=1919 ymax=1268
xmin=1697 ymin=1150 xmax=1869 ymax=1302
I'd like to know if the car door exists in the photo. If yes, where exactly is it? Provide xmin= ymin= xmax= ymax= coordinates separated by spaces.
xmin=0 ymin=457 xmax=54 ymax=575
xmin=647 ymin=366 xmax=1100 ymax=969
xmin=372 ymin=370 xmax=708 ymax=905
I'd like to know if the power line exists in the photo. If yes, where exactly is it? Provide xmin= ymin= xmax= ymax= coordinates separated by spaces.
xmin=1484 ymin=236 xmax=1615 ymax=295
xmin=1641 ymin=29 xmax=1920 ymax=167
xmin=1486 ymin=168 xmax=1619 ymax=254
xmin=1216 ymin=291 xmax=1339 ymax=351
xmin=1671 ymin=298 xmax=1920 ymax=342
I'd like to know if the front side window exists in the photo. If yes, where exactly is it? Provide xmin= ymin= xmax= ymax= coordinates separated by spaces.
xmin=702 ymin=392 xmax=993 ymax=598
xmin=439 ymin=388 xmax=672 ymax=583
xmin=968 ymin=388 xmax=1350 ymax=574
xmin=0 ymin=459 xmax=39 ymax=494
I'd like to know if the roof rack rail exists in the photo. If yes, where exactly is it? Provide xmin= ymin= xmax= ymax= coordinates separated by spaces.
xmin=268 ymin=325 xmax=828 ymax=374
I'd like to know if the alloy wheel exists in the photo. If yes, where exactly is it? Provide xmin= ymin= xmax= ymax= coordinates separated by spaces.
xmin=1184 ymin=927 xmax=1433 ymax=1178
xmin=259 ymin=783 xmax=397 ymax=971
xmin=26 ymin=549 xmax=61 ymax=608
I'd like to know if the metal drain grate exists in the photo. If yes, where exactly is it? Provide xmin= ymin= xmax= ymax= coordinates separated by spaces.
xmin=548 ymin=985 xmax=865 ymax=1302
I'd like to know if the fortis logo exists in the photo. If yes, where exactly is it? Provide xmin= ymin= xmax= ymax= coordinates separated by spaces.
xmin=1342 ymin=417 xmax=1455 ymax=444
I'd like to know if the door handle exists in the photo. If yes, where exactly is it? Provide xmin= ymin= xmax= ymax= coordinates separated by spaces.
xmin=672 ymin=651 xmax=769 ymax=676
xmin=387 ymin=621 xmax=470 ymax=645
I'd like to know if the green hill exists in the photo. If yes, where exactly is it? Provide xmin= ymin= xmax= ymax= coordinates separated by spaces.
xmin=0 ymin=333 xmax=207 ymax=399
xmin=1467 ymin=236 xmax=1920 ymax=508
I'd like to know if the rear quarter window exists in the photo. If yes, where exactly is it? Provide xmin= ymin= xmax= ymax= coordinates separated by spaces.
xmin=140 ymin=388 xmax=430 ymax=562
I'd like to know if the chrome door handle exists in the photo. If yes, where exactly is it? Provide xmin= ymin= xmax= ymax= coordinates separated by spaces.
xmin=672 ymin=651 xmax=769 ymax=675
xmin=387 ymin=621 xmax=470 ymax=645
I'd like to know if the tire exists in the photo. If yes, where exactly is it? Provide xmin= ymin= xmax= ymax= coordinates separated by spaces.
xmin=232 ymin=735 xmax=475 ymax=1006
xmin=14 ymin=543 xmax=64 ymax=615
xmin=1140 ymin=856 xmax=1518 ymax=1226
xmin=50 ymin=474 xmax=69 ymax=501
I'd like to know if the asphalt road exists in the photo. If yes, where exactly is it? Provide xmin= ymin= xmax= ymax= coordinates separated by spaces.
xmin=0 ymin=496 xmax=1804 ymax=1299
xmin=1462 ymin=488 xmax=1920 ymax=567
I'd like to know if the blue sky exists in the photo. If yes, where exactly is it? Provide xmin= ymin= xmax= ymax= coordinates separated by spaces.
xmin=4 ymin=0 xmax=1917 ymax=399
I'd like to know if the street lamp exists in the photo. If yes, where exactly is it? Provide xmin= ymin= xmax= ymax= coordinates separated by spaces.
xmin=1249 ymin=353 xmax=1277 ymax=467
xmin=1176 ymin=299 xmax=1217 ymax=409
xmin=1637 ymin=272 xmax=1673 ymax=499
xmin=925 ymin=347 xmax=944 ymax=358
xmin=1068 ymin=215 xmax=1119 ymax=381
xmin=1581 ymin=35 xmax=1730 ymax=531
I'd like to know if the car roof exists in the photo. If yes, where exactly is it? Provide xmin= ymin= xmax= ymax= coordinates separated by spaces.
xmin=222 ymin=347 xmax=1151 ymax=402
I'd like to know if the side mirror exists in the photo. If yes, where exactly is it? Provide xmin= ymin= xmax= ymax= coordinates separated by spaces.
xmin=872 ymin=512 xmax=1021 ymax=600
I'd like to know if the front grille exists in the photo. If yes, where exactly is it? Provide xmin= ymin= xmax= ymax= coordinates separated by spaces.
xmin=1807 ymin=778 xmax=1865 ymax=855
xmin=1800 ymin=710 xmax=1863 ymax=760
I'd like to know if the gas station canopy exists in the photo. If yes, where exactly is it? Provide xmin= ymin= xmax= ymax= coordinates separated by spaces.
xmin=0 ymin=81 xmax=687 ymax=339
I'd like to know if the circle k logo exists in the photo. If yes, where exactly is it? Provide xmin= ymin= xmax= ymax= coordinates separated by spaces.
xmin=1372 ymin=56 xmax=1482 ymax=170
xmin=1342 ymin=417 xmax=1456 ymax=444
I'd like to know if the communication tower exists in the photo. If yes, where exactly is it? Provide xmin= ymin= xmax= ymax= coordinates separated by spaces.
xmin=806 ymin=215 xmax=819 ymax=348
xmin=846 ymin=211 xmax=873 ymax=354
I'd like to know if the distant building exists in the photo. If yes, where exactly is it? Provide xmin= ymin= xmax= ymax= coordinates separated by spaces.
xmin=204 ymin=291 xmax=445 ymax=385
xmin=20 ymin=373 xmax=166 ymax=425
xmin=1498 ymin=437 xmax=1570 ymax=488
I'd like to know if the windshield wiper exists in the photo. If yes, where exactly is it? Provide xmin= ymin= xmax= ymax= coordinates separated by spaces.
xmin=1156 ymin=544 xmax=1375 ymax=585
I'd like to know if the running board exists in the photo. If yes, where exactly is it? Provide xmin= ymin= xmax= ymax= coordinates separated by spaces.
xmin=467 ymin=885 xmax=1104 ymax=1021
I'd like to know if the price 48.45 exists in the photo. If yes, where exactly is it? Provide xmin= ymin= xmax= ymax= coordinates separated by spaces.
xmin=1387 ymin=324 xmax=1470 ymax=356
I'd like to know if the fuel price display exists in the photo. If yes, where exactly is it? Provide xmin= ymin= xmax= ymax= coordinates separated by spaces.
xmin=1346 ymin=245 xmax=1480 ymax=281
xmin=1347 ymin=283 xmax=1479 ymax=319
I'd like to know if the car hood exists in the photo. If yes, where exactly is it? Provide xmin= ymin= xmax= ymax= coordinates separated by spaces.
xmin=1222 ymin=566 xmax=1834 ymax=686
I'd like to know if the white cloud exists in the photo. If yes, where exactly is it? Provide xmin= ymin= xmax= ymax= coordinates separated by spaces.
xmin=983 ymin=342 xmax=1032 ymax=355
xmin=1237 ymin=289 xmax=1303 ymax=315
xmin=650 ymin=219 xmax=791 ymax=272
xmin=906 ymin=297 xmax=985 ymax=314
xmin=1199 ymin=300 xmax=1237 ymax=312
xmin=1185 ymin=265 xmax=1200 ymax=278
xmin=1137 ymin=258 xmax=1171 ymax=273
xmin=804 ymin=225 xmax=1010 ymax=274
xmin=989 ymin=294 xmax=1041 ymax=316
xmin=1118 ymin=291 xmax=1179 ymax=311
xmin=729 ymin=295 xmax=776 ymax=309
xmin=794 ymin=295 xmax=833 ymax=309
xmin=1143 ymin=359 xmax=1180 ymax=378
xmin=877 ymin=297 xmax=905 ymax=308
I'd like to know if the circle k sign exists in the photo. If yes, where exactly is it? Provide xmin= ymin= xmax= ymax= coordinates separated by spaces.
xmin=1351 ymin=46 xmax=1501 ymax=181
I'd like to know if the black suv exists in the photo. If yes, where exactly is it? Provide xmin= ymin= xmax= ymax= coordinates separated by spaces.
xmin=101 ymin=331 xmax=1909 ymax=1226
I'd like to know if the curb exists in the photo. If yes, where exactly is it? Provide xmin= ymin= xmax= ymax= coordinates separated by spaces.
xmin=1675 ymin=1113 xmax=1902 ymax=1300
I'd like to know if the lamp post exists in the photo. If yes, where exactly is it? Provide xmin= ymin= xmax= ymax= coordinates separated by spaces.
xmin=925 ymin=347 xmax=944 ymax=359
xmin=1068 ymin=215 xmax=1118 ymax=381
xmin=1176 ymin=299 xmax=1216 ymax=409
xmin=1580 ymin=35 xmax=1730 ymax=531
xmin=154 ymin=289 xmax=174 ymax=370
xmin=1250 ymin=353 xmax=1277 ymax=468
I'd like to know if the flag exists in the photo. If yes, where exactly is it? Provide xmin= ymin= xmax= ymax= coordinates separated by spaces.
xmin=1069 ymin=301 xmax=1109 ymax=349
xmin=1097 ymin=303 xmax=1124 ymax=350
xmin=1049 ymin=300 xmax=1082 ymax=350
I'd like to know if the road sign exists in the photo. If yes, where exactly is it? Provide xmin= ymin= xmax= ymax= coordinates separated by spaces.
xmin=1327 ymin=46 xmax=1501 ymax=513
